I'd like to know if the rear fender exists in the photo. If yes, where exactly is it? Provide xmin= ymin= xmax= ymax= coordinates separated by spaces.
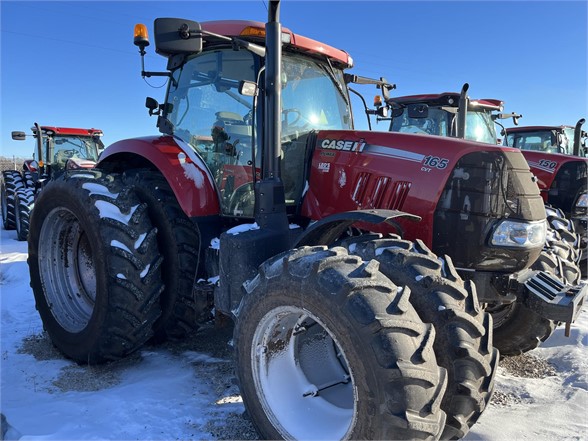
xmin=98 ymin=136 xmax=220 ymax=216
xmin=293 ymin=209 xmax=420 ymax=247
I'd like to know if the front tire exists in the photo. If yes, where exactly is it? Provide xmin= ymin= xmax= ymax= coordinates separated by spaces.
xmin=235 ymin=246 xmax=448 ymax=440
xmin=28 ymin=171 xmax=164 ymax=363
xmin=490 ymin=249 xmax=578 ymax=356
xmin=342 ymin=234 xmax=498 ymax=440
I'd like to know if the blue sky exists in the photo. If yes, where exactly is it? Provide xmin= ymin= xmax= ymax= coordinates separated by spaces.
xmin=1 ymin=0 xmax=586 ymax=158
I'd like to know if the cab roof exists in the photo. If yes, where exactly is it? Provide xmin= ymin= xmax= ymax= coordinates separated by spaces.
xmin=389 ymin=92 xmax=503 ymax=111
xmin=34 ymin=126 xmax=103 ymax=137
xmin=506 ymin=125 xmax=574 ymax=133
xmin=201 ymin=20 xmax=352 ymax=68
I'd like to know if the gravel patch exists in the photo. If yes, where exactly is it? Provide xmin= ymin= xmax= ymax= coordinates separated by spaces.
xmin=498 ymin=353 xmax=558 ymax=378
xmin=490 ymin=390 xmax=523 ymax=406
xmin=17 ymin=332 xmax=62 ymax=361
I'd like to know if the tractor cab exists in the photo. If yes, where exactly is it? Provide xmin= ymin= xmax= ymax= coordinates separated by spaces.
xmin=505 ymin=122 xmax=587 ymax=157
xmin=389 ymin=93 xmax=499 ymax=143
xmin=383 ymin=83 xmax=521 ymax=145
xmin=12 ymin=125 xmax=104 ymax=179
xmin=134 ymin=19 xmax=392 ymax=220
xmin=161 ymin=39 xmax=352 ymax=217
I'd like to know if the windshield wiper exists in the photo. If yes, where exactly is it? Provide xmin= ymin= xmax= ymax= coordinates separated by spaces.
xmin=321 ymin=58 xmax=349 ymax=107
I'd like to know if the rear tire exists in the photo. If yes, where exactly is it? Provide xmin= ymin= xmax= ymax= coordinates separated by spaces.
xmin=1 ymin=171 xmax=25 ymax=230
xmin=342 ymin=234 xmax=498 ymax=440
xmin=15 ymin=187 xmax=35 ymax=241
xmin=28 ymin=170 xmax=164 ymax=364
xmin=122 ymin=169 xmax=207 ymax=341
xmin=235 ymin=246 xmax=448 ymax=440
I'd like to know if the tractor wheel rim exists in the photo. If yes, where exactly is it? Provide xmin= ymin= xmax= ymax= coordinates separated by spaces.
xmin=251 ymin=306 xmax=355 ymax=440
xmin=38 ymin=207 xmax=97 ymax=333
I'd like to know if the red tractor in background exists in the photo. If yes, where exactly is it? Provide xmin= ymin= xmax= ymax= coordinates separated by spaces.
xmin=504 ymin=121 xmax=587 ymax=260
xmin=1 ymin=124 xmax=103 ymax=240
xmin=25 ymin=3 xmax=585 ymax=439
xmin=383 ymin=84 xmax=584 ymax=272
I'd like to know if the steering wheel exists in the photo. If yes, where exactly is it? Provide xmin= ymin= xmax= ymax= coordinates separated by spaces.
xmin=282 ymin=108 xmax=304 ymax=127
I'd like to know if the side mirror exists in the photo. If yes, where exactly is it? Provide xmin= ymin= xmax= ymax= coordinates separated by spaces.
xmin=391 ymin=107 xmax=404 ymax=118
xmin=239 ymin=81 xmax=258 ymax=97
xmin=11 ymin=131 xmax=26 ymax=141
xmin=407 ymin=103 xmax=428 ymax=119
xmin=154 ymin=18 xmax=203 ymax=57
xmin=146 ymin=97 xmax=160 ymax=116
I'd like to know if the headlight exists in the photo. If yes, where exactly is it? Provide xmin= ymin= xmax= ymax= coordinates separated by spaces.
xmin=575 ymin=192 xmax=588 ymax=208
xmin=490 ymin=219 xmax=546 ymax=247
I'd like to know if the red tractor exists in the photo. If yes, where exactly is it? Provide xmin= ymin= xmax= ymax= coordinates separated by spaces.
xmin=1 ymin=124 xmax=103 ymax=240
xmin=26 ymin=4 xmax=585 ymax=440
xmin=504 ymin=121 xmax=587 ymax=260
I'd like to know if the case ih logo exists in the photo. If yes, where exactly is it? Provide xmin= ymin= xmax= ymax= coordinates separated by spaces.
xmin=321 ymin=139 xmax=366 ymax=152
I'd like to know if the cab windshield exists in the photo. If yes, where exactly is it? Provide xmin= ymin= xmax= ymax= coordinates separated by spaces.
xmin=390 ymin=107 xmax=449 ymax=136
xmin=51 ymin=135 xmax=101 ymax=168
xmin=562 ymin=128 xmax=575 ymax=155
xmin=506 ymin=130 xmax=560 ymax=153
xmin=390 ymin=107 xmax=497 ymax=144
xmin=464 ymin=111 xmax=497 ymax=144
xmin=165 ymin=48 xmax=351 ymax=217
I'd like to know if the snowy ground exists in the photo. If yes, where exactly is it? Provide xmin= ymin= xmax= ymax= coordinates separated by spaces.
xmin=1 ymin=226 xmax=587 ymax=440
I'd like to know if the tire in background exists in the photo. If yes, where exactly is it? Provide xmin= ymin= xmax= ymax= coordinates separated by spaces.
xmin=235 ymin=246 xmax=448 ymax=440
xmin=545 ymin=205 xmax=581 ymax=263
xmin=15 ymin=187 xmax=35 ymax=241
xmin=28 ymin=170 xmax=164 ymax=363
xmin=122 ymin=169 xmax=208 ymax=341
xmin=342 ymin=234 xmax=498 ymax=440
xmin=490 ymin=248 xmax=578 ymax=357
xmin=1 ymin=170 xmax=25 ymax=230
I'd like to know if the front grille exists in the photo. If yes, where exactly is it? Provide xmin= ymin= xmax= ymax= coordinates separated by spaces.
xmin=433 ymin=150 xmax=544 ymax=271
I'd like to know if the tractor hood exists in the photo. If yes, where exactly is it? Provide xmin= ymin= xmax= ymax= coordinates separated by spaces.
xmin=303 ymin=129 xmax=545 ymax=270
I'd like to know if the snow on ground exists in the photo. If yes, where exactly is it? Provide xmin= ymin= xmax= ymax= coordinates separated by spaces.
xmin=1 ymin=226 xmax=587 ymax=440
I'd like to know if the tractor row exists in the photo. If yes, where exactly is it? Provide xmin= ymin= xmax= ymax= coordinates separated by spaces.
xmin=2 ymin=2 xmax=586 ymax=439
xmin=382 ymin=83 xmax=586 ymax=267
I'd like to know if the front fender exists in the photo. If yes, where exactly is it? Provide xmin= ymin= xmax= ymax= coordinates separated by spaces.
xmin=99 ymin=136 xmax=220 ymax=216
xmin=294 ymin=209 xmax=421 ymax=247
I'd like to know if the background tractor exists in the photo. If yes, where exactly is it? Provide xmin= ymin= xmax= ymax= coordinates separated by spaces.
xmin=1 ymin=124 xmax=103 ymax=240
xmin=383 ymin=85 xmax=586 ymax=266
xmin=504 ymin=120 xmax=587 ymax=261
xmin=26 ymin=3 xmax=585 ymax=440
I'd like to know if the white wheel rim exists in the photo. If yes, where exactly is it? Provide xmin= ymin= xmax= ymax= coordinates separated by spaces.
xmin=251 ymin=305 xmax=356 ymax=440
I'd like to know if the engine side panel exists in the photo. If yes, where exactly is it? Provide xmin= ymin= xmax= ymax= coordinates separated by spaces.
xmin=300 ymin=130 xmax=532 ymax=247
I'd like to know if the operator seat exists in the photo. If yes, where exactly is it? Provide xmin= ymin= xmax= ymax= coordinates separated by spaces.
xmin=212 ymin=111 xmax=252 ymax=160
xmin=54 ymin=150 xmax=70 ymax=168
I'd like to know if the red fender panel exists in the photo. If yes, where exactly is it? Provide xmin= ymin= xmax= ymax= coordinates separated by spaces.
xmin=99 ymin=136 xmax=220 ymax=216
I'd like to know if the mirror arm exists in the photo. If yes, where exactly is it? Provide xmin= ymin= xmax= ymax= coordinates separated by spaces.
xmin=198 ymin=29 xmax=266 ymax=57
xmin=348 ymin=87 xmax=372 ymax=131
xmin=344 ymin=74 xmax=396 ymax=99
